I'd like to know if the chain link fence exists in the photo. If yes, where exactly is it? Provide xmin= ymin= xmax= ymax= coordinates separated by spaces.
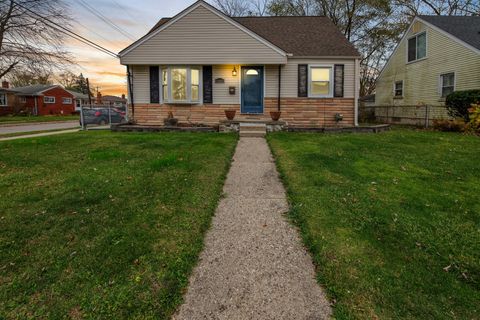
xmin=359 ymin=104 xmax=452 ymax=127
xmin=79 ymin=105 xmax=127 ymax=130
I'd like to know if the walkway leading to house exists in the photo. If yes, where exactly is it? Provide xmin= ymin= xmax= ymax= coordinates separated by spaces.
xmin=0 ymin=129 xmax=80 ymax=141
xmin=174 ymin=137 xmax=331 ymax=320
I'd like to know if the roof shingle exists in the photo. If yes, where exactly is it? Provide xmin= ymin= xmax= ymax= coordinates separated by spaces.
xmin=419 ymin=15 xmax=480 ymax=51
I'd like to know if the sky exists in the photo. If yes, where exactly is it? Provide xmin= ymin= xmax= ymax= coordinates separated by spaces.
xmin=66 ymin=0 xmax=209 ymax=96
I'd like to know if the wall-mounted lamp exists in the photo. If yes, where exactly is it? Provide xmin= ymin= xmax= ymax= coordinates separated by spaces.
xmin=232 ymin=66 xmax=237 ymax=77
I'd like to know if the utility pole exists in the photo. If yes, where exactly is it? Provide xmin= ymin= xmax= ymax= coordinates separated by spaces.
xmin=86 ymin=78 xmax=92 ymax=106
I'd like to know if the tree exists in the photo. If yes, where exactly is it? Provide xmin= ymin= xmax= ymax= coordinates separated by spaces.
xmin=9 ymin=69 xmax=53 ymax=87
xmin=0 ymin=0 xmax=73 ymax=80
xmin=213 ymin=0 xmax=271 ymax=16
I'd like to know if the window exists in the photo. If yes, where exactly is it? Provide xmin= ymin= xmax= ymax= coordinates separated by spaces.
xmin=408 ymin=32 xmax=426 ymax=62
xmin=309 ymin=66 xmax=333 ymax=97
xmin=0 ymin=93 xmax=7 ymax=106
xmin=162 ymin=67 xmax=201 ymax=103
xmin=62 ymin=97 xmax=72 ymax=104
xmin=44 ymin=96 xmax=55 ymax=103
xmin=394 ymin=80 xmax=403 ymax=97
xmin=440 ymin=73 xmax=455 ymax=97
xmin=20 ymin=96 xmax=26 ymax=103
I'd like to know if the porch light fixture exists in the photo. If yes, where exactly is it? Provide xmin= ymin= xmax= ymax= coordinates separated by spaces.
xmin=232 ymin=67 xmax=237 ymax=77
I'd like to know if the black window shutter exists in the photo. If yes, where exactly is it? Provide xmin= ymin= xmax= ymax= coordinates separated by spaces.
xmin=203 ymin=66 xmax=213 ymax=104
xmin=334 ymin=64 xmax=344 ymax=98
xmin=298 ymin=64 xmax=308 ymax=97
xmin=149 ymin=66 xmax=159 ymax=103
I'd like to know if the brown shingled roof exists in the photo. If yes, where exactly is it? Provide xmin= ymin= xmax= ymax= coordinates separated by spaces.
xmin=147 ymin=16 xmax=360 ymax=57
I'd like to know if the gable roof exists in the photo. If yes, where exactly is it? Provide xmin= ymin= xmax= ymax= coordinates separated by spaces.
xmin=13 ymin=84 xmax=60 ymax=96
xmin=66 ymin=90 xmax=90 ymax=100
xmin=122 ymin=1 xmax=360 ymax=58
xmin=418 ymin=15 xmax=480 ymax=51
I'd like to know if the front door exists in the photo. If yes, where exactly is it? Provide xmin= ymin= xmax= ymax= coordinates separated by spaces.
xmin=241 ymin=66 xmax=264 ymax=114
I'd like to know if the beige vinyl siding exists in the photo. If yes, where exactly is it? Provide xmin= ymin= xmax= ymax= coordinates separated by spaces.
xmin=120 ymin=5 xmax=286 ymax=65
xmin=376 ymin=20 xmax=480 ymax=106
xmin=265 ymin=58 xmax=356 ymax=98
xmin=212 ymin=65 xmax=241 ymax=104
xmin=131 ymin=65 xmax=150 ymax=104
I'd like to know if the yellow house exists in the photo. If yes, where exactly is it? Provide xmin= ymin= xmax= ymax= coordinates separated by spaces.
xmin=376 ymin=16 xmax=480 ymax=108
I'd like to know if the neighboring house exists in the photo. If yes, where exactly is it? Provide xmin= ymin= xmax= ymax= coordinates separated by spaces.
xmin=14 ymin=85 xmax=76 ymax=115
xmin=67 ymin=90 xmax=91 ymax=111
xmin=376 ymin=16 xmax=480 ymax=108
xmin=118 ymin=0 xmax=361 ymax=127
xmin=98 ymin=94 xmax=127 ymax=108
xmin=0 ymin=81 xmax=18 ymax=116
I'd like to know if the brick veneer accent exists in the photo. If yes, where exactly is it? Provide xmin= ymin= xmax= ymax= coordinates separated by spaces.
xmin=130 ymin=98 xmax=355 ymax=127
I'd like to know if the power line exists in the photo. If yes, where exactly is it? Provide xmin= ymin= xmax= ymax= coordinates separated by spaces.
xmin=13 ymin=1 xmax=119 ymax=58
xmin=76 ymin=0 xmax=136 ymax=41
xmin=73 ymin=19 xmax=121 ymax=49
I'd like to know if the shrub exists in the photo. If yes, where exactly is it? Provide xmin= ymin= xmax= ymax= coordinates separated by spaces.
xmin=445 ymin=90 xmax=480 ymax=121
xmin=432 ymin=119 xmax=466 ymax=132
xmin=465 ymin=103 xmax=480 ymax=134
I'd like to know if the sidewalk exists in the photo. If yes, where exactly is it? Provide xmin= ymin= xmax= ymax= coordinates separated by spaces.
xmin=174 ymin=137 xmax=331 ymax=320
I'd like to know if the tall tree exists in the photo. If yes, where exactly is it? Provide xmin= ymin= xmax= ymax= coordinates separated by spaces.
xmin=9 ymin=69 xmax=53 ymax=87
xmin=0 ymin=0 xmax=73 ymax=80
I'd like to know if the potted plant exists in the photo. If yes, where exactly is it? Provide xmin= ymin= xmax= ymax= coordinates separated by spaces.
xmin=224 ymin=109 xmax=236 ymax=120
xmin=164 ymin=111 xmax=178 ymax=126
xmin=270 ymin=111 xmax=281 ymax=121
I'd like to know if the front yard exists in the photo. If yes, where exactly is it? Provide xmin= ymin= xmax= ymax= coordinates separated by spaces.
xmin=0 ymin=115 xmax=79 ymax=124
xmin=268 ymin=129 xmax=480 ymax=319
xmin=0 ymin=131 xmax=236 ymax=319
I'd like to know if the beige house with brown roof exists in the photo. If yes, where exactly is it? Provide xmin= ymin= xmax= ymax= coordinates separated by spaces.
xmin=118 ymin=0 xmax=361 ymax=127
xmin=376 ymin=16 xmax=480 ymax=108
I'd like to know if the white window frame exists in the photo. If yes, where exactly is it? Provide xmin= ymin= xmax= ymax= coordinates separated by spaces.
xmin=0 ymin=93 xmax=7 ymax=106
xmin=393 ymin=80 xmax=404 ymax=97
xmin=407 ymin=31 xmax=427 ymax=63
xmin=308 ymin=65 xmax=334 ymax=98
xmin=160 ymin=66 xmax=202 ymax=104
xmin=439 ymin=72 xmax=456 ymax=98
xmin=62 ymin=97 xmax=72 ymax=104
xmin=44 ymin=96 xmax=55 ymax=104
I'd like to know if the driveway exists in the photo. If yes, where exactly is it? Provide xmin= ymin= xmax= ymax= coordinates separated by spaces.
xmin=0 ymin=121 xmax=79 ymax=135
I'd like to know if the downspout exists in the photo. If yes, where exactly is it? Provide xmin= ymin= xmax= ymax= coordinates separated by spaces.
xmin=127 ymin=65 xmax=135 ymax=120
xmin=277 ymin=64 xmax=281 ymax=111
xmin=354 ymin=58 xmax=360 ymax=126
xmin=34 ymin=96 xmax=38 ymax=115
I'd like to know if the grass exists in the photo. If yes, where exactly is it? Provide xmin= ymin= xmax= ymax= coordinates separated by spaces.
xmin=0 ymin=131 xmax=237 ymax=319
xmin=268 ymin=128 xmax=480 ymax=319
xmin=0 ymin=115 xmax=79 ymax=124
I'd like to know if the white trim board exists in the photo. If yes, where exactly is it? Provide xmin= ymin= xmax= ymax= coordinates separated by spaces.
xmin=118 ymin=1 xmax=287 ymax=58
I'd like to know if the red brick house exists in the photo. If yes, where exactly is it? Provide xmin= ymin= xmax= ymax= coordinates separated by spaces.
xmin=14 ymin=84 xmax=76 ymax=115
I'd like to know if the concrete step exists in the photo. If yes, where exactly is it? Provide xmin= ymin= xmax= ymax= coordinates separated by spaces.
xmin=239 ymin=126 xmax=266 ymax=132
xmin=239 ymin=131 xmax=266 ymax=137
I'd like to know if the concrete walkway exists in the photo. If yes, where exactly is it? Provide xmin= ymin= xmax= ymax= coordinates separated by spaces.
xmin=0 ymin=121 xmax=79 ymax=134
xmin=0 ymin=129 xmax=79 ymax=141
xmin=174 ymin=137 xmax=331 ymax=320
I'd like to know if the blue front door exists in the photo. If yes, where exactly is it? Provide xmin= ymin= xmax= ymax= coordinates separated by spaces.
xmin=241 ymin=66 xmax=264 ymax=114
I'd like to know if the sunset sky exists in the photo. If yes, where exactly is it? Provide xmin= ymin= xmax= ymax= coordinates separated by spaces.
xmin=66 ymin=0 xmax=209 ymax=96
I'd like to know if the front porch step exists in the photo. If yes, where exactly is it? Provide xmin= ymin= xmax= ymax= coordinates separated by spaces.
xmin=239 ymin=122 xmax=267 ymax=137
xmin=239 ymin=131 xmax=266 ymax=137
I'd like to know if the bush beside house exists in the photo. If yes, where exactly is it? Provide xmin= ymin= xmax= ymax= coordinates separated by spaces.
xmin=445 ymin=90 xmax=480 ymax=121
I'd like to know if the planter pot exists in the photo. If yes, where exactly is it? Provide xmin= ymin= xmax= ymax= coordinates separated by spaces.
xmin=225 ymin=109 xmax=236 ymax=120
xmin=270 ymin=111 xmax=281 ymax=121
xmin=164 ymin=118 xmax=178 ymax=126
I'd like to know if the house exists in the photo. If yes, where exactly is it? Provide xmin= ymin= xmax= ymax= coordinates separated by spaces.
xmin=96 ymin=93 xmax=127 ymax=108
xmin=118 ymin=0 xmax=361 ymax=127
xmin=0 ymin=81 xmax=18 ymax=116
xmin=67 ymin=90 xmax=91 ymax=111
xmin=375 ymin=16 xmax=480 ymax=113
xmin=14 ymin=85 xmax=76 ymax=116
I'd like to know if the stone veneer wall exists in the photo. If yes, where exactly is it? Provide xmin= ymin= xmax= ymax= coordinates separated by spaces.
xmin=130 ymin=98 xmax=355 ymax=127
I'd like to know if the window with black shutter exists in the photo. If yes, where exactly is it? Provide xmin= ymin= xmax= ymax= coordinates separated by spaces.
xmin=298 ymin=64 xmax=308 ymax=97
xmin=334 ymin=64 xmax=344 ymax=97
xmin=203 ymin=66 xmax=213 ymax=104
xmin=149 ymin=66 xmax=159 ymax=103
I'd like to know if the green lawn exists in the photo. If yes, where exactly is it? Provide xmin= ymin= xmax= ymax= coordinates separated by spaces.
xmin=0 ymin=131 xmax=237 ymax=319
xmin=268 ymin=129 xmax=480 ymax=319
xmin=0 ymin=115 xmax=79 ymax=124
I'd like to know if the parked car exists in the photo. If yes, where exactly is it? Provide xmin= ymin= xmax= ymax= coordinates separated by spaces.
xmin=80 ymin=108 xmax=126 ymax=125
